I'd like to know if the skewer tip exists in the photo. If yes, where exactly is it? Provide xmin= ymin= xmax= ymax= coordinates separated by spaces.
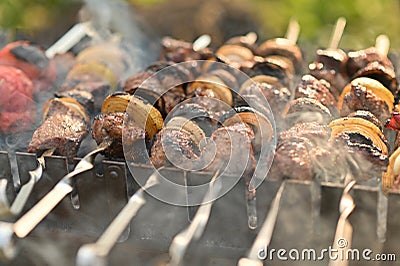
xmin=285 ymin=18 xmax=300 ymax=45
xmin=375 ymin=34 xmax=390 ymax=56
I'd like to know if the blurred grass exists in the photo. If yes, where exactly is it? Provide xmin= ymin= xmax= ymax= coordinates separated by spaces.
xmin=1 ymin=0 xmax=400 ymax=52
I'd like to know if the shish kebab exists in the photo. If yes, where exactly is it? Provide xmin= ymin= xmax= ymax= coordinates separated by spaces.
xmin=166 ymin=21 xmax=301 ymax=266
xmin=0 ymin=23 xmax=106 ymax=216
xmin=73 ymin=26 xmax=303 ymax=265
xmin=9 ymin=33 xmax=213 ymax=241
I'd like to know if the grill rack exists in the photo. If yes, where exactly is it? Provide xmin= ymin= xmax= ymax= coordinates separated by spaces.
xmin=0 ymin=152 xmax=399 ymax=265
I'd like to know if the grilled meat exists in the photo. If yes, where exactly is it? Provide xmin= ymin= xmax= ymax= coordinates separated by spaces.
xmin=309 ymin=48 xmax=349 ymax=95
xmin=294 ymin=74 xmax=338 ymax=116
xmin=28 ymin=98 xmax=88 ymax=160
xmin=91 ymin=112 xmax=147 ymax=161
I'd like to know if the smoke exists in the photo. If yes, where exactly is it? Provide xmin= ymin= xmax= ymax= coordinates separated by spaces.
xmin=81 ymin=0 xmax=158 ymax=77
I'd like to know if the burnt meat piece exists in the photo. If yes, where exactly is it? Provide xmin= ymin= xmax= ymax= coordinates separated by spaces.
xmin=340 ymin=83 xmax=391 ymax=124
xmin=91 ymin=112 xmax=147 ymax=161
xmin=295 ymin=75 xmax=338 ymax=116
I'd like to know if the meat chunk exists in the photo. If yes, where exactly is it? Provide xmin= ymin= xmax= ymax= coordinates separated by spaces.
xmin=294 ymin=74 xmax=338 ymax=116
xmin=204 ymin=122 xmax=256 ymax=177
xmin=91 ymin=112 xmax=147 ymax=161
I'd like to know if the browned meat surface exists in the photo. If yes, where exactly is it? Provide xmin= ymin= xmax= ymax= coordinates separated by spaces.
xmin=332 ymin=131 xmax=388 ymax=180
xmin=58 ymin=81 xmax=110 ymax=114
xmin=284 ymin=97 xmax=332 ymax=127
xmin=160 ymin=36 xmax=213 ymax=63
xmin=347 ymin=110 xmax=383 ymax=131
xmin=91 ymin=112 xmax=146 ymax=160
xmin=278 ymin=122 xmax=329 ymax=143
xmin=295 ymin=75 xmax=338 ymax=116
xmin=28 ymin=114 xmax=87 ymax=160
xmin=269 ymin=137 xmax=314 ymax=181
xmin=150 ymin=128 xmax=199 ymax=169
xmin=352 ymin=61 xmax=398 ymax=95
xmin=204 ymin=122 xmax=256 ymax=177
xmin=340 ymin=83 xmax=391 ymax=124
xmin=347 ymin=47 xmax=394 ymax=77
xmin=123 ymin=65 xmax=187 ymax=115
xmin=239 ymin=82 xmax=290 ymax=122
xmin=309 ymin=49 xmax=349 ymax=94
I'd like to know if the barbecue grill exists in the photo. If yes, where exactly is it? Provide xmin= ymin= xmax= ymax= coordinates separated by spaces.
xmin=1 ymin=1 xmax=400 ymax=266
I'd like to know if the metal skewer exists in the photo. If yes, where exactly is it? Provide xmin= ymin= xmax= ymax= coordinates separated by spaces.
xmin=329 ymin=178 xmax=356 ymax=266
xmin=13 ymin=139 xmax=112 ymax=238
xmin=238 ymin=181 xmax=287 ymax=266
xmin=76 ymin=169 xmax=161 ymax=266
xmin=8 ymin=149 xmax=55 ymax=216
xmin=244 ymin=19 xmax=301 ymax=231
xmin=168 ymin=170 xmax=220 ymax=266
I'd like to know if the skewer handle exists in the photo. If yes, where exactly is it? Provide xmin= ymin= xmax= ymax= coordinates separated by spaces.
xmin=329 ymin=17 xmax=346 ymax=49
xmin=375 ymin=34 xmax=390 ymax=56
xmin=13 ymin=182 xmax=72 ymax=238
xmin=285 ymin=19 xmax=300 ymax=45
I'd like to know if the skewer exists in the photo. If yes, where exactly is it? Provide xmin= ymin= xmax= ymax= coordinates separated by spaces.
xmin=329 ymin=17 xmax=346 ymax=50
xmin=13 ymin=139 xmax=112 ymax=238
xmin=237 ymin=180 xmax=287 ymax=266
xmin=374 ymin=34 xmax=390 ymax=243
xmin=328 ymin=179 xmax=356 ymax=266
xmin=76 ymin=170 xmax=161 ymax=266
xmin=245 ymin=19 xmax=301 ymax=231
xmin=8 ymin=149 xmax=55 ymax=216
xmin=0 ymin=22 xmax=95 ymax=217
xmin=192 ymin=34 xmax=211 ymax=52
xmin=167 ymin=170 xmax=220 ymax=266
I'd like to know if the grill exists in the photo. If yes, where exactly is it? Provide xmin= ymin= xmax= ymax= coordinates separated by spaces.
xmin=0 ymin=151 xmax=399 ymax=265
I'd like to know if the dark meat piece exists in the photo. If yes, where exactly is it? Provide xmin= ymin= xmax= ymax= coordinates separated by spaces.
xmin=58 ymin=81 xmax=110 ymax=114
xmin=347 ymin=47 xmax=394 ymax=77
xmin=207 ymin=69 xmax=239 ymax=92
xmin=204 ymin=122 xmax=256 ymax=177
xmin=239 ymin=81 xmax=291 ymax=123
xmin=294 ymin=75 xmax=338 ymax=116
xmin=28 ymin=98 xmax=89 ymax=158
xmin=91 ymin=112 xmax=147 ymax=161
xmin=28 ymin=114 xmax=87 ymax=159
xmin=160 ymin=36 xmax=213 ymax=63
xmin=123 ymin=63 xmax=187 ymax=115
xmin=278 ymin=122 xmax=329 ymax=144
xmin=340 ymin=82 xmax=391 ymax=124
xmin=269 ymin=137 xmax=314 ymax=181
xmin=150 ymin=128 xmax=199 ymax=169
xmin=347 ymin=110 xmax=383 ymax=131
xmin=332 ymin=131 xmax=388 ymax=180
xmin=352 ymin=61 xmax=398 ymax=95
xmin=284 ymin=97 xmax=332 ymax=127
xmin=256 ymin=38 xmax=303 ymax=73
xmin=309 ymin=49 xmax=349 ymax=94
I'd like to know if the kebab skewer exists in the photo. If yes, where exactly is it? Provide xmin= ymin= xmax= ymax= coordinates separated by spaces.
xmin=165 ymin=20 xmax=302 ymax=263
xmin=12 ymin=93 xmax=163 ymax=239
